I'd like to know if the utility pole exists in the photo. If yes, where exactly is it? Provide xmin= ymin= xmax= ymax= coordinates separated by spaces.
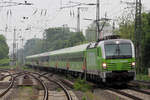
xmin=77 ymin=7 xmax=80 ymax=32
xmin=16 ymin=41 xmax=18 ymax=63
xmin=21 ymin=38 xmax=24 ymax=65
xmin=96 ymin=0 xmax=100 ymax=40
xmin=12 ymin=29 xmax=16 ymax=66
xmin=60 ymin=2 xmax=95 ymax=33
xmin=135 ymin=0 xmax=142 ymax=73
xmin=112 ymin=21 xmax=115 ymax=34
xmin=16 ymin=33 xmax=19 ymax=66
xmin=77 ymin=7 xmax=88 ymax=32
xmin=62 ymin=24 xmax=65 ymax=34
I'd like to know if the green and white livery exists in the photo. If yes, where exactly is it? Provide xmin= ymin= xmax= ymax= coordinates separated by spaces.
xmin=26 ymin=36 xmax=136 ymax=84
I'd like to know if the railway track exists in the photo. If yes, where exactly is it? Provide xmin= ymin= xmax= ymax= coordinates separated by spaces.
xmin=0 ymin=69 xmax=76 ymax=100
xmin=0 ymin=69 xmax=11 ymax=80
xmin=128 ymin=86 xmax=150 ymax=95
xmin=2 ymin=68 xmax=149 ymax=100
xmin=27 ymin=73 xmax=48 ymax=100
xmin=54 ymin=74 xmax=150 ymax=100
xmin=129 ymin=80 xmax=150 ymax=88
xmin=0 ymin=74 xmax=14 ymax=97
xmin=108 ymin=88 xmax=144 ymax=100
xmin=134 ymin=80 xmax=150 ymax=84
xmin=30 ymin=72 xmax=150 ymax=100
xmin=27 ymin=71 xmax=73 ymax=100
xmin=0 ymin=71 xmax=48 ymax=100
xmin=0 ymin=72 xmax=25 ymax=98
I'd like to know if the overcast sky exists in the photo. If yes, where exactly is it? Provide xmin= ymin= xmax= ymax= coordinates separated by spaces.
xmin=0 ymin=0 xmax=149 ymax=53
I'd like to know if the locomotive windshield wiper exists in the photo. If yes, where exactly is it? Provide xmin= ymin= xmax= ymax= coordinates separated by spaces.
xmin=106 ymin=55 xmax=119 ymax=59
xmin=107 ymin=55 xmax=132 ymax=59
xmin=112 ymin=45 xmax=120 ymax=56
xmin=119 ymin=55 xmax=132 ymax=58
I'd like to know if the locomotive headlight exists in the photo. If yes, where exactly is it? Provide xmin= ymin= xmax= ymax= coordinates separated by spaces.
xmin=132 ymin=62 xmax=136 ymax=67
xmin=116 ymin=41 xmax=119 ymax=44
xmin=102 ymin=63 xmax=107 ymax=69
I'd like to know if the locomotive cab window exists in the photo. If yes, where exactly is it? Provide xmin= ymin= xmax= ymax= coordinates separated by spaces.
xmin=105 ymin=43 xmax=132 ymax=59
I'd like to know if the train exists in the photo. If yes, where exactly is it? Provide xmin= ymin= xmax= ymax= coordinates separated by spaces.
xmin=25 ymin=35 xmax=136 ymax=85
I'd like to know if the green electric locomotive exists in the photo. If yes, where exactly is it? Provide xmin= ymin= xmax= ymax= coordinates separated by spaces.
xmin=26 ymin=35 xmax=136 ymax=84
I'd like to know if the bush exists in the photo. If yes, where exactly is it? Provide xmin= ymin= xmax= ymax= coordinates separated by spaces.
xmin=136 ymin=74 xmax=150 ymax=81
xmin=73 ymin=78 xmax=91 ymax=92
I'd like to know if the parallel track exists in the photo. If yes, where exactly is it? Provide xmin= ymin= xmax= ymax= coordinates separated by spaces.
xmin=130 ymin=80 xmax=150 ymax=88
xmin=3 ymin=69 xmax=149 ymax=100
xmin=0 ymin=71 xmax=49 ymax=100
xmin=0 ymin=72 xmax=25 ymax=97
xmin=128 ymin=86 xmax=150 ymax=95
xmin=0 ymin=75 xmax=14 ymax=97
xmin=27 ymin=73 xmax=49 ymax=100
xmin=134 ymin=80 xmax=150 ymax=84
xmin=53 ymin=74 xmax=149 ymax=100
xmin=0 ymin=70 xmax=73 ymax=100
xmin=108 ymin=88 xmax=143 ymax=100
xmin=27 ymin=71 xmax=73 ymax=100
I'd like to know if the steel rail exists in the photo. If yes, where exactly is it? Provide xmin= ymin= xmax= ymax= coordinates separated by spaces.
xmin=0 ymin=71 xmax=49 ymax=100
xmin=0 ymin=69 xmax=11 ymax=75
xmin=128 ymin=86 xmax=150 ymax=95
xmin=108 ymin=88 xmax=143 ymax=100
xmin=0 ymin=72 xmax=25 ymax=80
xmin=28 ymin=73 xmax=49 ymax=100
xmin=0 ymin=73 xmax=25 ymax=97
xmin=0 ymin=75 xmax=14 ymax=97
xmin=25 ymin=71 xmax=73 ymax=100
xmin=129 ymin=80 xmax=150 ymax=89
xmin=51 ymin=78 xmax=73 ymax=100
xmin=133 ymin=80 xmax=150 ymax=84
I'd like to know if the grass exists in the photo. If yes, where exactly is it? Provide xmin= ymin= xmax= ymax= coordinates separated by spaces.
xmin=0 ymin=65 xmax=32 ymax=71
xmin=34 ymin=85 xmax=43 ymax=90
xmin=81 ymin=91 xmax=99 ymax=100
xmin=82 ymin=96 xmax=86 ymax=100
xmin=116 ymin=96 xmax=119 ymax=100
xmin=21 ymin=66 xmax=33 ymax=71
xmin=66 ymin=75 xmax=74 ymax=80
xmin=0 ymin=58 xmax=10 ymax=66
xmin=17 ymin=86 xmax=35 ymax=100
xmin=56 ymin=88 xmax=62 ymax=92
xmin=20 ymin=86 xmax=33 ymax=93
xmin=136 ymin=74 xmax=150 ymax=81
xmin=0 ymin=65 xmax=16 ymax=69
xmin=73 ymin=78 xmax=91 ymax=92
xmin=139 ymin=84 xmax=149 ymax=89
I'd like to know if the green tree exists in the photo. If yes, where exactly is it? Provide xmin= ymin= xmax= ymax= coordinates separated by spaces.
xmin=44 ymin=27 xmax=73 ymax=51
xmin=0 ymin=35 xmax=9 ymax=59
xmin=23 ymin=27 xmax=86 ymax=57
xmin=44 ymin=27 xmax=85 ymax=51
xmin=24 ymin=38 xmax=44 ymax=56
xmin=115 ymin=21 xmax=134 ymax=40
xmin=67 ymin=32 xmax=86 ymax=47
xmin=141 ymin=12 xmax=150 ymax=69
xmin=115 ymin=12 xmax=150 ymax=72
xmin=115 ymin=7 xmax=135 ymax=40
